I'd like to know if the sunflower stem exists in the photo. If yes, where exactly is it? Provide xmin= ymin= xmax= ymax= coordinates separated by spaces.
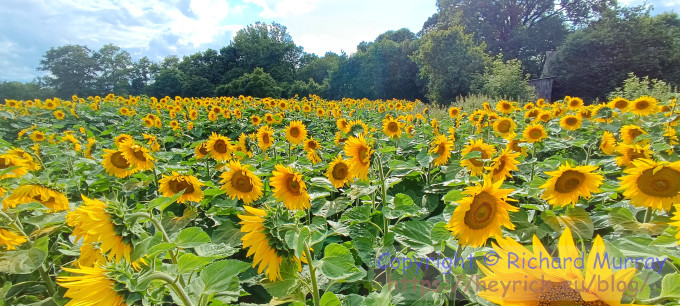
xmin=147 ymin=211 xmax=186 ymax=287
xmin=0 ymin=212 xmax=57 ymax=297
xmin=144 ymin=272 xmax=195 ymax=306
xmin=153 ymin=167 xmax=161 ymax=189
xmin=38 ymin=265 xmax=56 ymax=296
xmin=205 ymin=158 xmax=210 ymax=179
xmin=304 ymin=247 xmax=321 ymax=306
xmin=530 ymin=144 xmax=537 ymax=182
xmin=644 ymin=207 xmax=653 ymax=223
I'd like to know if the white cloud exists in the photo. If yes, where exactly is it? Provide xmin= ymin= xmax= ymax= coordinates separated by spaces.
xmin=245 ymin=0 xmax=319 ymax=18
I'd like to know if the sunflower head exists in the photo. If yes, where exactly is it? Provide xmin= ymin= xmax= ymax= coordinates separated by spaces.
xmin=326 ymin=155 xmax=353 ymax=188
xmin=608 ymin=97 xmax=630 ymax=111
xmin=615 ymin=144 xmax=652 ymax=168
xmin=220 ymin=161 xmax=263 ymax=204
xmin=559 ymin=115 xmax=582 ymax=131
xmin=3 ymin=184 xmax=69 ymax=211
xmin=0 ymin=229 xmax=27 ymax=250
xmin=206 ymin=132 xmax=234 ymax=161
xmin=620 ymin=159 xmax=680 ymax=212
xmin=631 ymin=96 xmax=658 ymax=116
xmin=540 ymin=163 xmax=604 ymax=207
xmin=343 ymin=135 xmax=373 ymax=181
xmin=257 ymin=125 xmax=275 ymax=151
xmin=58 ymin=261 xmax=142 ymax=306
xmin=382 ymin=117 xmax=402 ymax=138
xmin=461 ymin=138 xmax=496 ymax=176
xmin=429 ymin=135 xmax=453 ymax=167
xmin=0 ymin=154 xmax=28 ymax=179
xmin=486 ymin=148 xmax=521 ymax=182
xmin=285 ymin=120 xmax=308 ymax=145
xmin=445 ymin=176 xmax=518 ymax=247
xmin=118 ymin=140 xmax=154 ymax=171
xmin=522 ymin=123 xmax=547 ymax=143
xmin=158 ymin=172 xmax=205 ymax=203
xmin=599 ymin=131 xmax=617 ymax=155
xmin=493 ymin=117 xmax=516 ymax=139
xmin=270 ymin=165 xmax=310 ymax=210
xmin=194 ymin=142 xmax=209 ymax=159
xmin=620 ymin=125 xmax=647 ymax=144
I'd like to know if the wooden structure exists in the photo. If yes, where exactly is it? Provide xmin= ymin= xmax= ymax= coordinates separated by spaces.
xmin=528 ymin=77 xmax=554 ymax=101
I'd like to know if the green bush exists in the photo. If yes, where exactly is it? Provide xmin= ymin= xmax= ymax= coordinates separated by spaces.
xmin=608 ymin=73 xmax=678 ymax=101
xmin=475 ymin=57 xmax=537 ymax=102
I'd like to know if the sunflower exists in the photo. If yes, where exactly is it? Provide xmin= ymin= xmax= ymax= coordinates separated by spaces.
xmin=67 ymin=196 xmax=133 ymax=262
xmin=478 ymin=227 xmax=636 ymax=305
xmin=522 ymin=123 xmax=547 ymax=143
xmin=615 ymin=143 xmax=652 ymax=168
xmin=113 ymin=134 xmax=134 ymax=148
xmin=7 ymin=148 xmax=39 ymax=171
xmin=495 ymin=100 xmax=514 ymax=114
xmin=343 ymin=135 xmax=373 ymax=181
xmin=346 ymin=120 xmax=369 ymax=136
xmin=57 ymin=264 xmax=126 ymax=306
xmin=54 ymin=110 xmax=65 ymax=120
xmin=460 ymin=138 xmax=496 ymax=176
xmin=158 ymin=172 xmax=204 ymax=203
xmin=256 ymin=125 xmax=275 ymax=151
xmin=270 ymin=165 xmax=310 ymax=210
xmin=102 ymin=149 xmax=136 ymax=178
xmin=3 ymin=184 xmax=69 ymax=211
xmin=445 ymin=176 xmax=517 ymax=247
xmin=448 ymin=107 xmax=461 ymax=118
xmin=620 ymin=125 xmax=646 ymax=144
xmin=630 ymin=96 xmax=658 ymax=116
xmin=486 ymin=148 xmax=521 ymax=182
xmin=492 ymin=117 xmax=516 ymax=139
xmin=238 ymin=206 xmax=304 ymax=281
xmin=306 ymin=150 xmax=321 ymax=164
xmin=608 ymin=97 xmax=630 ymax=112
xmin=540 ymin=163 xmax=604 ymax=207
xmin=118 ymin=141 xmax=154 ymax=171
xmin=285 ymin=120 xmax=308 ymax=145
xmin=194 ymin=142 xmax=209 ymax=160
xmin=336 ymin=118 xmax=349 ymax=133
xmin=77 ymin=243 xmax=105 ymax=267
xmin=251 ymin=115 xmax=262 ymax=126
xmin=429 ymin=135 xmax=453 ymax=167
xmin=304 ymin=137 xmax=321 ymax=153
xmin=599 ymin=131 xmax=617 ymax=155
xmin=567 ymin=96 xmax=584 ymax=110
xmin=206 ymin=132 xmax=234 ymax=161
xmin=619 ymin=158 xmax=680 ymax=212
xmin=0 ymin=154 xmax=28 ymax=179
xmin=30 ymin=131 xmax=46 ymax=142
xmin=559 ymin=115 xmax=582 ymax=131
xmin=220 ymin=161 xmax=263 ymax=204
xmin=326 ymin=155 xmax=352 ymax=188
xmin=0 ymin=229 xmax=27 ymax=250
xmin=382 ymin=117 xmax=402 ymax=138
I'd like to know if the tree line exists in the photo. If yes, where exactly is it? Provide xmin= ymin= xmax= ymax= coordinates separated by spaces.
xmin=2 ymin=0 xmax=679 ymax=104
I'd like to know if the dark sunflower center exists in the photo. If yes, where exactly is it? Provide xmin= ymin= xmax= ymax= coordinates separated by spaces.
xmin=286 ymin=175 xmax=301 ymax=195
xmin=290 ymin=127 xmax=300 ymax=138
xmin=169 ymin=179 xmax=195 ymax=194
xmin=570 ymin=100 xmax=580 ymax=107
xmin=387 ymin=122 xmax=399 ymax=132
xmin=232 ymin=171 xmax=254 ymax=193
xmin=628 ymin=150 xmax=646 ymax=162
xmin=0 ymin=157 xmax=15 ymax=169
xmin=628 ymin=129 xmax=643 ymax=140
xmin=437 ymin=143 xmax=447 ymax=155
xmin=529 ymin=110 xmax=539 ymax=117
xmin=538 ymin=281 xmax=608 ymax=306
xmin=308 ymin=141 xmax=318 ymax=150
xmin=497 ymin=120 xmax=511 ymax=133
xmin=530 ymin=129 xmax=543 ymax=139
xmin=262 ymin=134 xmax=270 ymax=144
xmin=637 ymin=167 xmax=680 ymax=197
xmin=470 ymin=149 xmax=486 ymax=167
xmin=111 ymin=151 xmax=130 ymax=169
xmin=214 ymin=140 xmax=228 ymax=153
xmin=554 ymin=170 xmax=585 ymax=193
xmin=565 ymin=117 xmax=578 ymax=126
xmin=636 ymin=101 xmax=650 ymax=110
xmin=358 ymin=147 xmax=369 ymax=163
xmin=615 ymin=100 xmax=628 ymax=109
xmin=464 ymin=192 xmax=497 ymax=230
xmin=199 ymin=145 xmax=208 ymax=155
xmin=332 ymin=163 xmax=349 ymax=180
xmin=132 ymin=147 xmax=147 ymax=161
xmin=503 ymin=103 xmax=511 ymax=110
xmin=493 ymin=158 xmax=507 ymax=175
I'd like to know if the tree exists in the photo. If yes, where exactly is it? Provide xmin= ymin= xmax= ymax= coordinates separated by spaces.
xmin=37 ymin=45 xmax=100 ymax=97
xmin=432 ymin=0 xmax=616 ymax=76
xmin=297 ymin=52 xmax=343 ymax=84
xmin=223 ymin=22 xmax=302 ymax=83
xmin=95 ymin=44 xmax=133 ymax=95
xmin=550 ymin=9 xmax=680 ymax=100
xmin=147 ymin=69 xmax=184 ymax=98
xmin=413 ymin=26 xmax=488 ymax=104
xmin=475 ymin=57 xmax=536 ymax=101
xmin=130 ymin=57 xmax=153 ymax=95
xmin=214 ymin=68 xmax=282 ymax=98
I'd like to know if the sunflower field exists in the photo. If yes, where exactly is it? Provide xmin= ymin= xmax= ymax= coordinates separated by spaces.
xmin=1 ymin=93 xmax=680 ymax=305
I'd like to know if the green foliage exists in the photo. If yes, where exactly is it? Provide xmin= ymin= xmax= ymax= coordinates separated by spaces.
xmin=551 ymin=10 xmax=680 ymax=100
xmin=214 ymin=68 xmax=282 ymax=98
xmin=475 ymin=57 xmax=537 ymax=102
xmin=608 ymin=73 xmax=679 ymax=101
xmin=413 ymin=26 xmax=487 ymax=104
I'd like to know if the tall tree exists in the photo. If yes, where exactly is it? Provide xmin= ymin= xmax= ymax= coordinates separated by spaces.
xmin=433 ymin=0 xmax=615 ymax=76
xmin=413 ymin=26 xmax=488 ymax=104
xmin=37 ymin=45 xmax=100 ymax=97
xmin=94 ymin=44 xmax=133 ymax=95
xmin=550 ymin=9 xmax=680 ymax=100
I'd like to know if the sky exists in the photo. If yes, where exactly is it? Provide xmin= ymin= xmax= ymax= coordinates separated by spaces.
xmin=0 ymin=0 xmax=678 ymax=82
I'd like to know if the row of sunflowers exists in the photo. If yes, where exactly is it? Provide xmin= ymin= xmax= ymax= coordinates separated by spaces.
xmin=1 ymin=93 xmax=680 ymax=305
